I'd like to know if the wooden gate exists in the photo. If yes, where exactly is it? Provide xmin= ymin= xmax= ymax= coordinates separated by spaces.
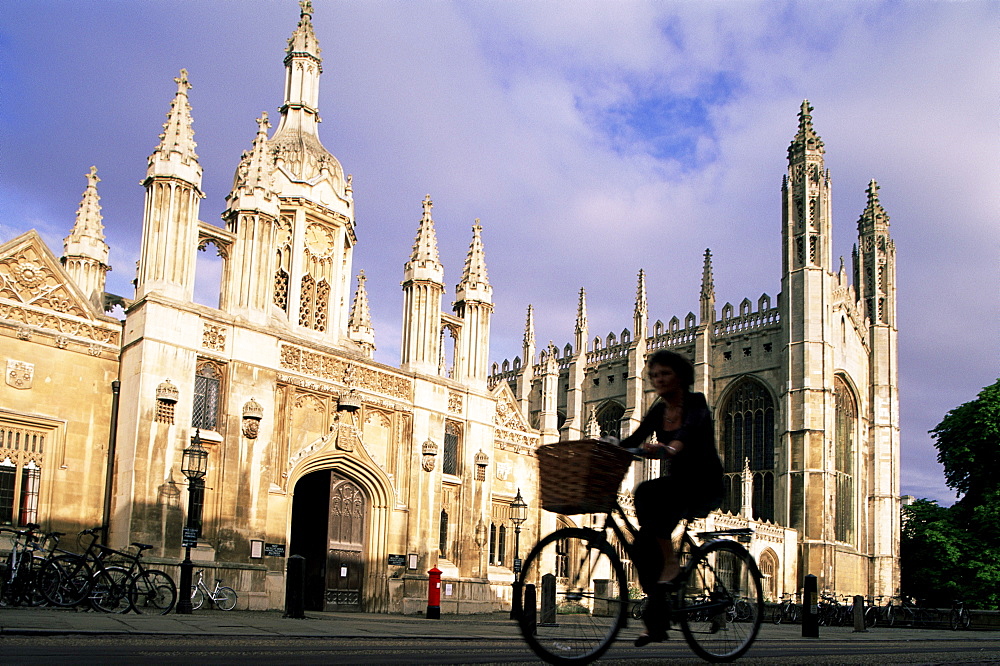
xmin=325 ymin=475 xmax=366 ymax=611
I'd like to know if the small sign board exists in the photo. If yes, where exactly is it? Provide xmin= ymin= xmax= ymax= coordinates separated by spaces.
xmin=513 ymin=558 xmax=523 ymax=573
xmin=387 ymin=554 xmax=406 ymax=566
xmin=182 ymin=527 xmax=199 ymax=547
xmin=263 ymin=542 xmax=286 ymax=557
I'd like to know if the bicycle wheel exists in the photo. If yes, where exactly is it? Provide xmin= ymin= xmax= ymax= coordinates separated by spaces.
xmin=950 ymin=607 xmax=971 ymax=630
xmin=771 ymin=605 xmax=784 ymax=624
xmin=214 ymin=586 xmax=238 ymax=611
xmin=865 ymin=606 xmax=878 ymax=628
xmin=130 ymin=569 xmax=177 ymax=614
xmin=39 ymin=555 xmax=92 ymax=607
xmin=677 ymin=540 xmax=763 ymax=663
xmin=90 ymin=566 xmax=131 ymax=613
xmin=517 ymin=528 xmax=628 ymax=664
xmin=191 ymin=586 xmax=205 ymax=610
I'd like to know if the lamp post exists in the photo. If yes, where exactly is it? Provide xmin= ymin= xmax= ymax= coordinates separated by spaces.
xmin=176 ymin=430 xmax=208 ymax=614
xmin=509 ymin=488 xmax=528 ymax=620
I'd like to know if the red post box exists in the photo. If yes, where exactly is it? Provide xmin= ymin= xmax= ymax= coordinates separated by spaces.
xmin=426 ymin=567 xmax=442 ymax=619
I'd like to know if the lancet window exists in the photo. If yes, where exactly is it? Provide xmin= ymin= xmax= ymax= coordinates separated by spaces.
xmin=596 ymin=402 xmax=624 ymax=440
xmin=834 ymin=376 xmax=857 ymax=544
xmin=720 ymin=378 xmax=775 ymax=522
xmin=192 ymin=360 xmax=224 ymax=432
xmin=442 ymin=421 xmax=462 ymax=476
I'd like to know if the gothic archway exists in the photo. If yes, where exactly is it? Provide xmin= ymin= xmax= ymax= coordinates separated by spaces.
xmin=289 ymin=470 xmax=368 ymax=611
xmin=719 ymin=377 xmax=776 ymax=522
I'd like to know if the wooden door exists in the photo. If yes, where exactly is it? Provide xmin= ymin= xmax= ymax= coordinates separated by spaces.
xmin=325 ymin=476 xmax=366 ymax=610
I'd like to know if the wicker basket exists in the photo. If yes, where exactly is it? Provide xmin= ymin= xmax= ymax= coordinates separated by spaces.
xmin=537 ymin=439 xmax=635 ymax=515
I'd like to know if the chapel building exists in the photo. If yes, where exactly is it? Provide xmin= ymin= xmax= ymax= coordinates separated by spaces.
xmin=0 ymin=2 xmax=899 ymax=610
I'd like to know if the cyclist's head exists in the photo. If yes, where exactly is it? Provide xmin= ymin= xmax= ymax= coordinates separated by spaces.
xmin=645 ymin=350 xmax=694 ymax=389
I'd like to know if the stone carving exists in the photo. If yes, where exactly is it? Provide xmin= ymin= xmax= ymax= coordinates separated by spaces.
xmin=55 ymin=336 xmax=69 ymax=349
xmin=279 ymin=343 xmax=412 ymax=400
xmin=6 ymin=360 xmax=34 ymax=389
xmin=156 ymin=379 xmax=179 ymax=403
xmin=202 ymin=323 xmax=227 ymax=351
xmin=16 ymin=326 xmax=31 ymax=341
xmin=495 ymin=462 xmax=512 ymax=481
xmin=0 ymin=303 xmax=119 ymax=345
xmin=421 ymin=439 xmax=437 ymax=472
xmin=448 ymin=391 xmax=463 ymax=414
xmin=242 ymin=398 xmax=263 ymax=439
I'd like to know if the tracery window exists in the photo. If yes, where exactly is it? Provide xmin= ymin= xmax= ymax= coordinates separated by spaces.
xmin=720 ymin=379 xmax=775 ymax=522
xmin=834 ymin=376 xmax=857 ymax=544
xmin=192 ymin=361 xmax=223 ymax=431
xmin=0 ymin=422 xmax=51 ymax=526
xmin=18 ymin=461 xmax=40 ymax=525
xmin=596 ymin=402 xmax=624 ymax=440
xmin=439 ymin=509 xmax=449 ymax=560
xmin=443 ymin=421 xmax=462 ymax=476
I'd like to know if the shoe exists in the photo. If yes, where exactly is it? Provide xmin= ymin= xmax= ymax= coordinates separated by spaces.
xmin=634 ymin=631 xmax=668 ymax=647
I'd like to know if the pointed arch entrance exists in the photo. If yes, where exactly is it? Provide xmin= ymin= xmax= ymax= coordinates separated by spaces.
xmin=289 ymin=469 xmax=368 ymax=611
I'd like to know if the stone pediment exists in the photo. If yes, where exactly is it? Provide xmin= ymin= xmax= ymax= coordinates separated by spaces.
xmin=0 ymin=231 xmax=119 ymax=344
xmin=491 ymin=382 xmax=532 ymax=434
xmin=0 ymin=231 xmax=102 ymax=319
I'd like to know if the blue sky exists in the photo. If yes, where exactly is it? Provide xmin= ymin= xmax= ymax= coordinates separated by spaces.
xmin=1 ymin=0 xmax=997 ymax=505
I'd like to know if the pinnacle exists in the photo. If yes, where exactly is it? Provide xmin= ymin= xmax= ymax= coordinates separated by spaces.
xmin=460 ymin=221 xmax=490 ymax=288
xmin=788 ymin=99 xmax=825 ymax=159
xmin=405 ymin=195 xmax=443 ymax=277
xmin=150 ymin=68 xmax=200 ymax=171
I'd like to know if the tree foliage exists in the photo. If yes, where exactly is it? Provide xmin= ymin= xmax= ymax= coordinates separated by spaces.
xmin=900 ymin=379 xmax=1000 ymax=609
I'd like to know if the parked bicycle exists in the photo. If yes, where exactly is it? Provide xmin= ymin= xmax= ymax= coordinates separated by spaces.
xmin=190 ymin=568 xmax=237 ymax=611
xmin=0 ymin=524 xmax=44 ymax=606
xmin=771 ymin=592 xmax=801 ymax=624
xmin=950 ymin=600 xmax=971 ymax=631
xmin=517 ymin=440 xmax=763 ymax=664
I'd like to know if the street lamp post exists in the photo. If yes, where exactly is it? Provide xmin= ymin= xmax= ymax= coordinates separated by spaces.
xmin=509 ymin=488 xmax=528 ymax=620
xmin=175 ymin=430 xmax=208 ymax=614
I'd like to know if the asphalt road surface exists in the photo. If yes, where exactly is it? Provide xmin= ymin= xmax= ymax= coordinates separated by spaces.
xmin=2 ymin=635 xmax=999 ymax=665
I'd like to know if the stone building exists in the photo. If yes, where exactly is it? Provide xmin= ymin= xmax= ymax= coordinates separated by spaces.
xmin=491 ymin=101 xmax=901 ymax=599
xmin=0 ymin=2 xmax=898 ymax=610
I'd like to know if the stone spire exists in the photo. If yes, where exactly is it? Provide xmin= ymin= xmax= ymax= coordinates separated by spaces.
xmin=699 ymin=248 xmax=716 ymax=324
xmin=859 ymin=179 xmax=890 ymax=234
xmin=401 ymin=195 xmax=444 ymax=373
xmin=227 ymin=113 xmax=277 ymax=207
xmin=147 ymin=69 xmax=202 ymax=185
xmin=574 ymin=287 xmax=588 ymax=353
xmin=857 ymin=179 xmax=896 ymax=326
xmin=456 ymin=221 xmax=491 ymax=301
xmin=787 ymin=99 xmax=825 ymax=160
xmin=634 ymin=269 xmax=648 ymax=339
xmin=62 ymin=166 xmax=110 ymax=303
xmin=405 ymin=195 xmax=444 ymax=282
xmin=523 ymin=304 xmax=536 ymax=357
xmin=348 ymin=270 xmax=375 ymax=358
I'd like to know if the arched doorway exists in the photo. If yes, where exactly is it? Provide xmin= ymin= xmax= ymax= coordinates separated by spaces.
xmin=290 ymin=470 xmax=368 ymax=611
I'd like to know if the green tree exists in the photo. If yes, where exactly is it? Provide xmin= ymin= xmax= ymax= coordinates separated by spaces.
xmin=901 ymin=379 xmax=1000 ymax=609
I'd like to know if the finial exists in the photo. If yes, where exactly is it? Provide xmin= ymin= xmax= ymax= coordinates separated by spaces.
xmin=422 ymin=194 xmax=433 ymax=217
xmin=300 ymin=0 xmax=313 ymax=19
xmin=257 ymin=112 xmax=271 ymax=133
xmin=87 ymin=165 xmax=100 ymax=187
xmin=175 ymin=68 xmax=191 ymax=95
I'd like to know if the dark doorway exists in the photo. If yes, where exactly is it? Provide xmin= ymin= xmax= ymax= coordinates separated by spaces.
xmin=290 ymin=470 xmax=368 ymax=612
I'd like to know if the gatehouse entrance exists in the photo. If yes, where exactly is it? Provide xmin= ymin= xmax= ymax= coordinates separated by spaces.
xmin=290 ymin=470 xmax=368 ymax=611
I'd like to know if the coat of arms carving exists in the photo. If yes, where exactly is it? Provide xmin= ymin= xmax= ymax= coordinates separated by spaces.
xmin=6 ymin=360 xmax=34 ymax=389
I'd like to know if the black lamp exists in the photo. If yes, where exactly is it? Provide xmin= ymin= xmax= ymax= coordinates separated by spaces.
xmin=509 ymin=488 xmax=528 ymax=619
xmin=176 ymin=430 xmax=209 ymax=614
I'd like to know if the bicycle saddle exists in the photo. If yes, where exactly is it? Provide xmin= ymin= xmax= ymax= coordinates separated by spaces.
xmin=132 ymin=542 xmax=154 ymax=551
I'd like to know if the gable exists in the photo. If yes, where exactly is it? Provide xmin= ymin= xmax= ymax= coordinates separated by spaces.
xmin=491 ymin=381 xmax=533 ymax=434
xmin=0 ymin=231 xmax=99 ymax=320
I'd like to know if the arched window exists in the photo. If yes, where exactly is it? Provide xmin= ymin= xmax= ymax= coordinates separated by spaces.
xmin=759 ymin=549 xmax=779 ymax=602
xmin=439 ymin=509 xmax=449 ymax=559
xmin=443 ymin=421 xmax=462 ymax=476
xmin=720 ymin=379 xmax=775 ymax=522
xmin=192 ymin=361 xmax=223 ymax=431
xmin=834 ymin=376 xmax=857 ymax=543
xmin=595 ymin=402 xmax=625 ymax=439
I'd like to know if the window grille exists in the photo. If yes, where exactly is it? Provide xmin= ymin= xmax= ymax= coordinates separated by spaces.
xmin=497 ymin=525 xmax=507 ymax=567
xmin=555 ymin=537 xmax=569 ymax=579
xmin=834 ymin=377 xmax=856 ymax=543
xmin=443 ymin=422 xmax=461 ymax=476
xmin=0 ymin=461 xmax=15 ymax=525
xmin=439 ymin=509 xmax=449 ymax=559
xmin=192 ymin=362 xmax=222 ymax=431
xmin=596 ymin=402 xmax=624 ymax=439
xmin=274 ymin=267 xmax=289 ymax=312
xmin=18 ymin=462 xmax=40 ymax=526
xmin=155 ymin=400 xmax=175 ymax=424
xmin=489 ymin=523 xmax=496 ymax=564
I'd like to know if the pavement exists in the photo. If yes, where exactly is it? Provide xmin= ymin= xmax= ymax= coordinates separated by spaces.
xmin=1 ymin=605 xmax=999 ymax=644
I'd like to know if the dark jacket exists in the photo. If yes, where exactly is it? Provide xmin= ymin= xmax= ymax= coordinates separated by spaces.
xmin=620 ymin=391 xmax=724 ymax=500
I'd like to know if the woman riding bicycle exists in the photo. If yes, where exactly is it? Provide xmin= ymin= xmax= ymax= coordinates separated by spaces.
xmin=616 ymin=350 xmax=724 ymax=645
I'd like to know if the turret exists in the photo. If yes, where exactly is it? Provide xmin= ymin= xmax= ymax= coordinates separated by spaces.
xmin=856 ymin=180 xmax=896 ymax=327
xmin=401 ymin=195 xmax=444 ymax=374
xmin=222 ymin=113 xmax=280 ymax=323
xmin=348 ymin=270 xmax=376 ymax=358
xmin=783 ymin=100 xmax=833 ymax=274
xmin=562 ymin=289 xmax=588 ymax=439
xmin=453 ymin=222 xmax=492 ymax=384
xmin=699 ymin=249 xmax=715 ymax=324
xmin=135 ymin=69 xmax=203 ymax=302
xmin=62 ymin=166 xmax=111 ymax=307
xmin=515 ymin=305 xmax=536 ymax=415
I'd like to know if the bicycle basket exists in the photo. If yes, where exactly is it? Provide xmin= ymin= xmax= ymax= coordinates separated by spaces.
xmin=537 ymin=439 xmax=634 ymax=514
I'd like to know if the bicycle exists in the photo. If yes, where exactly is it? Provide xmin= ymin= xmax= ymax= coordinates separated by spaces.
xmin=517 ymin=439 xmax=763 ymax=664
xmin=190 ymin=568 xmax=238 ymax=610
xmin=949 ymin=600 xmax=971 ymax=631
xmin=771 ymin=592 xmax=801 ymax=624
xmin=0 ymin=524 xmax=44 ymax=607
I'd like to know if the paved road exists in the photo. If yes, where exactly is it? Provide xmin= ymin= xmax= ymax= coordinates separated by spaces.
xmin=1 ymin=607 xmax=998 ymax=664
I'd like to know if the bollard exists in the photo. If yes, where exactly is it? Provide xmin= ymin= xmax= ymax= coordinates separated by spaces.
xmin=523 ymin=583 xmax=537 ymax=635
xmin=802 ymin=574 xmax=819 ymax=637
xmin=426 ymin=567 xmax=442 ymax=619
xmin=284 ymin=554 xmax=306 ymax=618
xmin=853 ymin=595 xmax=867 ymax=632
xmin=540 ymin=573 xmax=556 ymax=625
